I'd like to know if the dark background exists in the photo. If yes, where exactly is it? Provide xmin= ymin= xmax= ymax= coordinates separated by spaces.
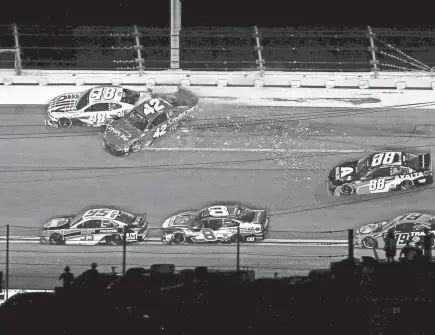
xmin=0 ymin=0 xmax=434 ymax=27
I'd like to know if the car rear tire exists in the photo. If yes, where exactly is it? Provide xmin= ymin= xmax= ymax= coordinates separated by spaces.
xmin=400 ymin=180 xmax=414 ymax=190
xmin=362 ymin=236 xmax=378 ymax=249
xmin=231 ymin=234 xmax=245 ymax=244
xmin=49 ymin=233 xmax=65 ymax=245
xmin=58 ymin=118 xmax=72 ymax=128
xmin=129 ymin=140 xmax=142 ymax=153
xmin=172 ymin=232 xmax=186 ymax=244
xmin=106 ymin=235 xmax=123 ymax=246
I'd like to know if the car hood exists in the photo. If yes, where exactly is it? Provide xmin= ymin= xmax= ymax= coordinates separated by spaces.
xmin=329 ymin=160 xmax=359 ymax=184
xmin=162 ymin=211 xmax=196 ymax=229
xmin=104 ymin=119 xmax=142 ymax=146
xmin=48 ymin=93 xmax=80 ymax=112
xmin=43 ymin=217 xmax=71 ymax=230
xmin=356 ymin=220 xmax=389 ymax=235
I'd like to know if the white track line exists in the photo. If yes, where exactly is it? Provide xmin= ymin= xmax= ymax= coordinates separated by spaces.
xmin=143 ymin=148 xmax=365 ymax=153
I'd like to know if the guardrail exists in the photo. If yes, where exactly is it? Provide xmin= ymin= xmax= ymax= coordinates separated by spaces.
xmin=1 ymin=24 xmax=435 ymax=75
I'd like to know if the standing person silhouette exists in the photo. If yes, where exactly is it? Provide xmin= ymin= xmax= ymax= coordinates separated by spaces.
xmin=59 ymin=266 xmax=74 ymax=289
xmin=384 ymin=230 xmax=397 ymax=263
xmin=421 ymin=228 xmax=435 ymax=260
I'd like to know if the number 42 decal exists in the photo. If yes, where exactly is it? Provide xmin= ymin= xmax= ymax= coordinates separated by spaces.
xmin=144 ymin=99 xmax=165 ymax=116
xmin=153 ymin=124 xmax=168 ymax=138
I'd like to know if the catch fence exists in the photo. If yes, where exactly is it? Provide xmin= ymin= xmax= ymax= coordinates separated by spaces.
xmin=1 ymin=24 xmax=435 ymax=74
xmin=0 ymin=224 xmax=353 ymax=292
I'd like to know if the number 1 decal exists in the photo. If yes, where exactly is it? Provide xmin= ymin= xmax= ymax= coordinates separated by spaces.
xmin=153 ymin=124 xmax=168 ymax=138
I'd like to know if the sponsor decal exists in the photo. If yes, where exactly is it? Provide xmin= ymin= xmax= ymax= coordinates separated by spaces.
xmin=168 ymin=107 xmax=194 ymax=125
xmin=395 ymin=172 xmax=424 ymax=180
xmin=108 ymin=126 xmax=131 ymax=142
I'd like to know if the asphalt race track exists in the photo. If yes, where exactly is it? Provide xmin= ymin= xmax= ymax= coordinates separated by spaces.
xmin=1 ymin=100 xmax=435 ymax=288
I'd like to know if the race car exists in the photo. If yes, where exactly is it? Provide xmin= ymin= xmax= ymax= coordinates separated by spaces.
xmin=354 ymin=212 xmax=435 ymax=249
xmin=328 ymin=151 xmax=433 ymax=197
xmin=45 ymin=86 xmax=151 ymax=128
xmin=40 ymin=208 xmax=149 ymax=245
xmin=161 ymin=203 xmax=269 ymax=244
xmin=101 ymin=87 xmax=199 ymax=156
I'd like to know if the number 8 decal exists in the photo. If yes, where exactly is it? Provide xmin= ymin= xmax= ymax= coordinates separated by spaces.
xmin=208 ymin=206 xmax=230 ymax=217
xmin=369 ymin=179 xmax=386 ymax=191
xmin=201 ymin=228 xmax=216 ymax=241
xmin=103 ymin=87 xmax=116 ymax=100
xmin=371 ymin=152 xmax=396 ymax=167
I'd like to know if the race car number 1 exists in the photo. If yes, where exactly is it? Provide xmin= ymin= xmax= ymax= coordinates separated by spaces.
xmin=369 ymin=179 xmax=385 ymax=191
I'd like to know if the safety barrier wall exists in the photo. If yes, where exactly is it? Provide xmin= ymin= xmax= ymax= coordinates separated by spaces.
xmin=2 ymin=24 xmax=435 ymax=74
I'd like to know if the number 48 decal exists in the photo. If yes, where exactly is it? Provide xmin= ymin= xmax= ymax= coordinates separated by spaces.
xmin=369 ymin=179 xmax=386 ymax=191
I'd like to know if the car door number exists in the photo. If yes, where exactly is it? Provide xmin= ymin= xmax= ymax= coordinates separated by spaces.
xmin=394 ymin=233 xmax=409 ymax=244
xmin=89 ymin=112 xmax=107 ymax=124
xmin=369 ymin=179 xmax=385 ymax=191
xmin=201 ymin=228 xmax=216 ymax=241
xmin=153 ymin=124 xmax=167 ymax=138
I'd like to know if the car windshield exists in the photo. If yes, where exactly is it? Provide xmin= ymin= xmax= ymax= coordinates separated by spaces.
xmin=116 ymin=211 xmax=137 ymax=225
xmin=69 ymin=210 xmax=88 ymax=225
xmin=76 ymin=89 xmax=92 ymax=110
xmin=121 ymin=89 xmax=141 ymax=105
xmin=125 ymin=110 xmax=149 ymax=131
xmin=355 ymin=156 xmax=370 ymax=178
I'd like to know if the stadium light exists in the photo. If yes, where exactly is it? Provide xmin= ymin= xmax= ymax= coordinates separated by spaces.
xmin=170 ymin=0 xmax=182 ymax=69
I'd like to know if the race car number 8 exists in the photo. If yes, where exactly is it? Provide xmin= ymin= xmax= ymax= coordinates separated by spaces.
xmin=371 ymin=152 xmax=396 ymax=167
xmin=208 ymin=206 xmax=229 ymax=217
xmin=369 ymin=179 xmax=385 ymax=191
xmin=201 ymin=228 xmax=216 ymax=240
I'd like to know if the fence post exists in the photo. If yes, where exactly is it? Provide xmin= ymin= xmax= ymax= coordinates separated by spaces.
xmin=253 ymin=26 xmax=265 ymax=77
xmin=11 ymin=23 xmax=22 ymax=76
xmin=348 ymin=229 xmax=354 ymax=260
xmin=133 ymin=25 xmax=144 ymax=76
xmin=170 ymin=0 xmax=181 ymax=69
xmin=5 ymin=225 xmax=9 ymax=300
xmin=122 ymin=227 xmax=127 ymax=276
xmin=236 ymin=226 xmax=240 ymax=273
xmin=367 ymin=26 xmax=379 ymax=77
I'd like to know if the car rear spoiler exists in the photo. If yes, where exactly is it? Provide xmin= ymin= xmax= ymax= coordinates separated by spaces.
xmin=419 ymin=151 xmax=432 ymax=170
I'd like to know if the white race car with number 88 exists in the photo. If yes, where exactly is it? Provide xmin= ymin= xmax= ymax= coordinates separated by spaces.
xmin=45 ymin=85 xmax=151 ymax=128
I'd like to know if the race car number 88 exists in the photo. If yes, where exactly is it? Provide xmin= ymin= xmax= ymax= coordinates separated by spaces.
xmin=371 ymin=152 xmax=396 ymax=167
xmin=201 ymin=228 xmax=216 ymax=240
xmin=369 ymin=179 xmax=385 ymax=191
xmin=208 ymin=206 xmax=229 ymax=217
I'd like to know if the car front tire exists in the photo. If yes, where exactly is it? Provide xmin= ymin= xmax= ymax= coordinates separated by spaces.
xmin=49 ymin=233 xmax=65 ymax=245
xmin=400 ymin=180 xmax=414 ymax=190
xmin=362 ymin=236 xmax=378 ymax=249
xmin=58 ymin=118 xmax=72 ymax=128
xmin=129 ymin=140 xmax=141 ymax=153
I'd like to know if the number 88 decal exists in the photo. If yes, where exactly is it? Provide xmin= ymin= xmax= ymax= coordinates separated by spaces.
xmin=208 ymin=206 xmax=229 ymax=217
xmin=201 ymin=228 xmax=216 ymax=241
xmin=369 ymin=179 xmax=386 ymax=191
xmin=371 ymin=152 xmax=396 ymax=167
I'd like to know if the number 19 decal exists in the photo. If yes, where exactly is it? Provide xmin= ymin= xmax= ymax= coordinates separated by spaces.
xmin=369 ymin=179 xmax=386 ymax=191
xmin=153 ymin=124 xmax=167 ymax=138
